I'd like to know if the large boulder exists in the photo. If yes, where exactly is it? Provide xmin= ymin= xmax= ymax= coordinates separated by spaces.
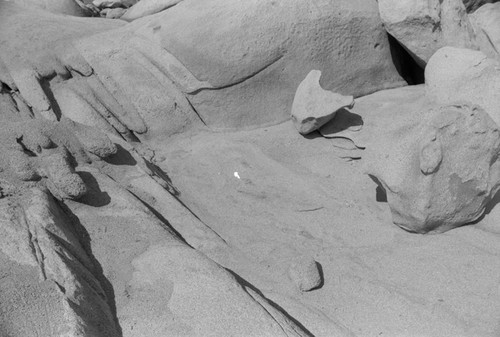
xmin=364 ymin=102 xmax=500 ymax=234
xmin=377 ymin=0 xmax=478 ymax=66
xmin=469 ymin=2 xmax=500 ymax=58
xmin=425 ymin=46 xmax=500 ymax=125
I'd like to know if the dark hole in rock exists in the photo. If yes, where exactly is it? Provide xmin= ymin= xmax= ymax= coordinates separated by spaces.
xmin=388 ymin=34 xmax=425 ymax=85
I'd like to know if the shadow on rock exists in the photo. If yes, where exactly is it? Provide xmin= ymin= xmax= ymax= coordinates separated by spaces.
xmin=78 ymin=171 xmax=111 ymax=207
xmin=224 ymin=268 xmax=315 ymax=337
xmin=58 ymin=199 xmax=122 ymax=336
xmin=104 ymin=144 xmax=137 ymax=166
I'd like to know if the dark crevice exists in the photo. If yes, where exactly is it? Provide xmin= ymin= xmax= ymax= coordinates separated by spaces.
xmin=463 ymin=0 xmax=500 ymax=12
xmin=54 ymin=281 xmax=66 ymax=294
xmin=171 ymin=193 xmax=228 ymax=244
xmin=225 ymin=268 xmax=315 ymax=337
xmin=16 ymin=136 xmax=37 ymax=157
xmin=369 ymin=174 xmax=388 ymax=203
xmin=128 ymin=190 xmax=191 ymax=247
xmin=57 ymin=200 xmax=123 ymax=337
xmin=185 ymin=96 xmax=208 ymax=127
xmin=388 ymin=34 xmax=425 ymax=85
xmin=125 ymin=131 xmax=141 ymax=143
xmin=39 ymin=79 xmax=63 ymax=121
xmin=1 ymin=82 xmax=12 ymax=92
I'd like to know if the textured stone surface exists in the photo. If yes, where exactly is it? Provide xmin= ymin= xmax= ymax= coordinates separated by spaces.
xmin=364 ymin=103 xmax=500 ymax=233
xmin=3 ymin=1 xmax=500 ymax=336
xmin=0 ymin=188 xmax=120 ymax=336
xmin=288 ymin=256 xmax=322 ymax=292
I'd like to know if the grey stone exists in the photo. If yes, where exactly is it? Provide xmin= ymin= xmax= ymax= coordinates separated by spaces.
xmin=291 ymin=70 xmax=354 ymax=135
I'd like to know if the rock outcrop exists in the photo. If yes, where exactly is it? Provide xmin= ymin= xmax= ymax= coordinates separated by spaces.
xmin=0 ymin=2 xmax=124 ymax=121
xmin=4 ymin=0 xmax=500 ymax=335
xmin=0 ymin=94 xmax=117 ymax=199
xmin=2 ymin=0 xmax=405 ymax=135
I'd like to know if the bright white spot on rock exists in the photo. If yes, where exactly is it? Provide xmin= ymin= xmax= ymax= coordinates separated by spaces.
xmin=234 ymin=172 xmax=240 ymax=179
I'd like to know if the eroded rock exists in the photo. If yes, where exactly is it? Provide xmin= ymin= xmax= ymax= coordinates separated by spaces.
xmin=365 ymin=103 xmax=500 ymax=233
xmin=0 ymin=188 xmax=120 ymax=336
xmin=0 ymin=92 xmax=117 ymax=200
xmin=291 ymin=70 xmax=354 ymax=135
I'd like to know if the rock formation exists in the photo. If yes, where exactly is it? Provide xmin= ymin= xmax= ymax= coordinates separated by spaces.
xmin=2 ymin=0 xmax=500 ymax=336
xmin=1 ymin=0 xmax=406 ymax=136
xmin=0 ymin=188 xmax=120 ymax=336
xmin=364 ymin=103 xmax=500 ymax=233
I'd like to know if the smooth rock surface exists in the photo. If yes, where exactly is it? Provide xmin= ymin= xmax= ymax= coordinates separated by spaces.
xmin=425 ymin=46 xmax=500 ymax=124
xmin=291 ymin=70 xmax=354 ymax=135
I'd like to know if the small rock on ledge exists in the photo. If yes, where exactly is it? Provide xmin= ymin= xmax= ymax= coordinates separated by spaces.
xmin=291 ymin=70 xmax=354 ymax=135
xmin=288 ymin=256 xmax=323 ymax=292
